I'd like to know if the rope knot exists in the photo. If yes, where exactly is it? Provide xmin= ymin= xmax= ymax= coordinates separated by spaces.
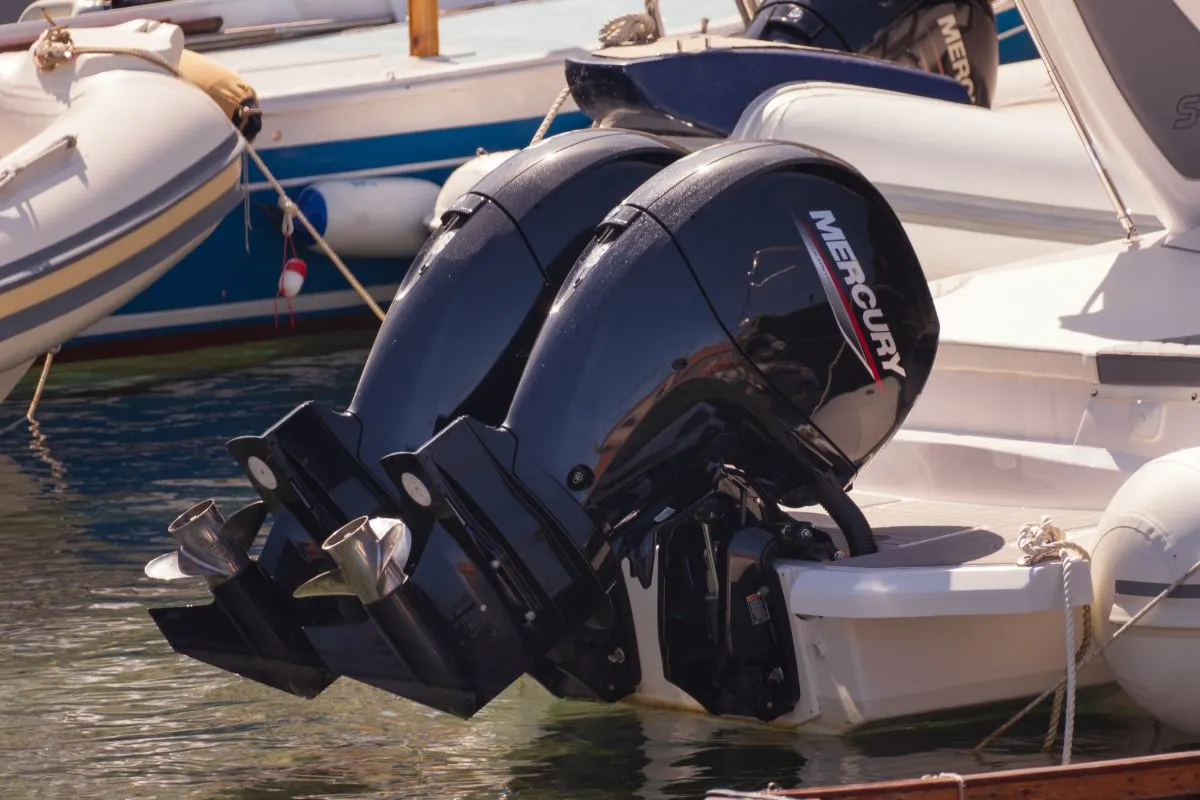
xmin=921 ymin=772 xmax=966 ymax=800
xmin=599 ymin=0 xmax=664 ymax=48
xmin=279 ymin=197 xmax=299 ymax=237
xmin=33 ymin=24 xmax=77 ymax=72
xmin=1016 ymin=515 xmax=1090 ymax=566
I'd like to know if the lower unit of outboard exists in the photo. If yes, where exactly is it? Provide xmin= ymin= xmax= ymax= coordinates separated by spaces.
xmin=143 ymin=128 xmax=686 ymax=717
xmin=374 ymin=140 xmax=940 ymax=721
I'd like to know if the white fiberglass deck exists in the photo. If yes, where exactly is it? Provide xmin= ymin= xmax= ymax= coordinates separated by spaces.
xmin=797 ymin=493 xmax=1099 ymax=568
xmin=211 ymin=0 xmax=744 ymax=99
xmin=782 ymin=494 xmax=1098 ymax=620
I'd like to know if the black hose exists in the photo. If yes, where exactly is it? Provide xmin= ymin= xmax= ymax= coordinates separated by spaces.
xmin=810 ymin=475 xmax=877 ymax=556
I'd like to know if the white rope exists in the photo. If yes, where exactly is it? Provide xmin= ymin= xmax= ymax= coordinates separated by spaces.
xmin=921 ymin=772 xmax=966 ymax=800
xmin=280 ymin=195 xmax=296 ymax=238
xmin=1060 ymin=552 xmax=1081 ymax=765
xmin=1013 ymin=516 xmax=1092 ymax=763
xmin=976 ymin=518 xmax=1200 ymax=756
xmin=705 ymin=789 xmax=781 ymax=799
xmin=1016 ymin=514 xmax=1091 ymax=566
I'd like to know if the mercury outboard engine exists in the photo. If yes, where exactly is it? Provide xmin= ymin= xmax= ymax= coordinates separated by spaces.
xmin=745 ymin=0 xmax=998 ymax=107
xmin=144 ymin=128 xmax=686 ymax=716
xmin=145 ymin=136 xmax=938 ymax=724
xmin=369 ymin=139 xmax=939 ymax=721
xmin=565 ymin=0 xmax=997 ymax=140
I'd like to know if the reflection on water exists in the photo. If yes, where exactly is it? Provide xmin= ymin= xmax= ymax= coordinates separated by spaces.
xmin=0 ymin=347 xmax=1191 ymax=800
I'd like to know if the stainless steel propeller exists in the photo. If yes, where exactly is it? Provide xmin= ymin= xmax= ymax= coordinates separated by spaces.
xmin=293 ymin=516 xmax=412 ymax=604
xmin=144 ymin=499 xmax=266 ymax=585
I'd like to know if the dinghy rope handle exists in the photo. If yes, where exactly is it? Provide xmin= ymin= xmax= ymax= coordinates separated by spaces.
xmin=0 ymin=134 xmax=77 ymax=193
xmin=976 ymin=515 xmax=1200 ymax=764
xmin=29 ymin=13 xmax=387 ymax=326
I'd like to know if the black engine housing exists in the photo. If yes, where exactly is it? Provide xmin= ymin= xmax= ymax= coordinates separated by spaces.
xmin=746 ymin=0 xmax=999 ymax=107
xmin=380 ymin=139 xmax=939 ymax=720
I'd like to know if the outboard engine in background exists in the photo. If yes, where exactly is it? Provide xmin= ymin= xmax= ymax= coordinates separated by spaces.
xmin=376 ymin=140 xmax=939 ymax=722
xmin=144 ymin=128 xmax=686 ymax=717
xmin=565 ymin=0 xmax=996 ymax=139
xmin=746 ymin=1 xmax=998 ymax=107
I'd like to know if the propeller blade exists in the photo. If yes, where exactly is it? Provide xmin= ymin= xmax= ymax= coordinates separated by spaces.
xmin=293 ymin=568 xmax=356 ymax=599
xmin=373 ymin=517 xmax=410 ymax=566
xmin=316 ymin=516 xmax=414 ymax=604
xmin=221 ymin=500 xmax=268 ymax=553
xmin=145 ymin=551 xmax=191 ymax=581
xmin=144 ymin=499 xmax=253 ymax=584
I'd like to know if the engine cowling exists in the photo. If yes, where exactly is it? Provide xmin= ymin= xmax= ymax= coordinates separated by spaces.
xmin=746 ymin=0 xmax=999 ymax=107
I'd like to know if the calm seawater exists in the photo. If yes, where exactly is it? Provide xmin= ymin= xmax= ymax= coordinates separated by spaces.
xmin=0 ymin=344 xmax=1188 ymax=800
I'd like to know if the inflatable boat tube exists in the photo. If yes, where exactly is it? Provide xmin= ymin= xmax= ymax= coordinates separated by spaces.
xmin=0 ymin=19 xmax=246 ymax=401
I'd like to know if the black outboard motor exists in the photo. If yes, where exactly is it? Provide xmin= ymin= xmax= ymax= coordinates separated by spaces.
xmin=373 ymin=139 xmax=939 ymax=721
xmin=565 ymin=0 xmax=997 ymax=140
xmin=144 ymin=128 xmax=686 ymax=716
xmin=746 ymin=0 xmax=998 ymax=107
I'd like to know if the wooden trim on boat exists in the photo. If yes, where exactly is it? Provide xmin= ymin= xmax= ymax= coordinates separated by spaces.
xmin=709 ymin=750 xmax=1200 ymax=800
xmin=409 ymin=0 xmax=439 ymax=57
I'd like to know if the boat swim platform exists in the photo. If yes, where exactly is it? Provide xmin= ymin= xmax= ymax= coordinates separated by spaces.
xmin=778 ymin=494 xmax=1101 ymax=619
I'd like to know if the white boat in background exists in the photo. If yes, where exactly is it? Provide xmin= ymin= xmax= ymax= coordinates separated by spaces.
xmin=439 ymin=4 xmax=1160 ymax=282
xmin=0 ymin=18 xmax=245 ymax=403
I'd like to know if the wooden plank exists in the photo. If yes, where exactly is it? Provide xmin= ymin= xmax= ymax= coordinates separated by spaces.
xmin=747 ymin=751 xmax=1200 ymax=800
xmin=408 ymin=0 xmax=439 ymax=57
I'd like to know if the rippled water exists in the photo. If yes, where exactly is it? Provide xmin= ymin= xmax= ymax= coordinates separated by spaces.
xmin=0 ymin=344 xmax=1190 ymax=800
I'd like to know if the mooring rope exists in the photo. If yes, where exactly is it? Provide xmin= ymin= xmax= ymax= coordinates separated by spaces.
xmin=975 ymin=516 xmax=1200 ymax=759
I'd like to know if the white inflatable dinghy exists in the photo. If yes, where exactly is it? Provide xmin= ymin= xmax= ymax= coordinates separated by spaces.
xmin=0 ymin=19 xmax=247 ymax=403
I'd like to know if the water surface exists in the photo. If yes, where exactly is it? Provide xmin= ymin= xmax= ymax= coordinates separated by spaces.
xmin=0 ymin=346 xmax=1188 ymax=800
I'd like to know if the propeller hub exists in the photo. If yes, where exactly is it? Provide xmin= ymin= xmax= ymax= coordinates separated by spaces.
xmin=294 ymin=516 xmax=413 ymax=603
xmin=145 ymin=499 xmax=266 ymax=585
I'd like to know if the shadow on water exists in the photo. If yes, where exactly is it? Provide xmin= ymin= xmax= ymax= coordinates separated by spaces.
xmin=0 ymin=344 xmax=1190 ymax=800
